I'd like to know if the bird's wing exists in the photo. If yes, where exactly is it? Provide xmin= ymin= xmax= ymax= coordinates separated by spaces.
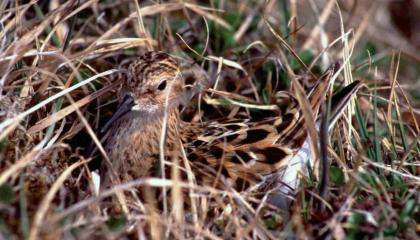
xmin=182 ymin=64 xmax=362 ymax=189
xmin=182 ymin=91 xmax=306 ymax=188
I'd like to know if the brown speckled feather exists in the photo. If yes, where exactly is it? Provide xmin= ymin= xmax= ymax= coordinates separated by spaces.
xmin=101 ymin=51 xmax=361 ymax=192
xmin=101 ymin=52 xmax=183 ymax=188
xmin=181 ymin=66 xmax=338 ymax=187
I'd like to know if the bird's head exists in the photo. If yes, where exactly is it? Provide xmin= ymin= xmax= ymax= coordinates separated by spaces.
xmin=125 ymin=51 xmax=183 ymax=112
xmin=101 ymin=51 xmax=183 ymax=132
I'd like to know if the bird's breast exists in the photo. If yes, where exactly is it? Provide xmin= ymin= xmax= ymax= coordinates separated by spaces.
xmin=104 ymin=111 xmax=180 ymax=181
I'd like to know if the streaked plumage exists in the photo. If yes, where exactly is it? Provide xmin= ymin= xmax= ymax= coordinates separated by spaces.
xmin=101 ymin=51 xmax=362 ymax=193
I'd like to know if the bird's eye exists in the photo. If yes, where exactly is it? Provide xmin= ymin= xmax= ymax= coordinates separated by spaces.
xmin=157 ymin=80 xmax=167 ymax=90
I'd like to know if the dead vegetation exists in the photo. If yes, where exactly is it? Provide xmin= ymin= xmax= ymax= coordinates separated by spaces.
xmin=0 ymin=0 xmax=419 ymax=239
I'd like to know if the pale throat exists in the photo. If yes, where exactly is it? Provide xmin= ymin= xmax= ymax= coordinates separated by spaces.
xmin=131 ymin=104 xmax=181 ymax=138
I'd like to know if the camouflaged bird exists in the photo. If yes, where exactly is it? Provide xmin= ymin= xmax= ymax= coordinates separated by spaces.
xmin=100 ymin=51 xmax=362 ymax=191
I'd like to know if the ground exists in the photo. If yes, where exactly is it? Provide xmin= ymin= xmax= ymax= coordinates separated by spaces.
xmin=0 ymin=0 xmax=419 ymax=239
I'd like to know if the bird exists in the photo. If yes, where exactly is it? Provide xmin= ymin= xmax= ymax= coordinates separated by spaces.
xmin=100 ymin=51 xmax=184 ymax=188
xmin=99 ymin=51 xmax=363 ymax=196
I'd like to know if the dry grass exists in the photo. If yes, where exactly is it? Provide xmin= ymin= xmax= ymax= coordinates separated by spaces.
xmin=0 ymin=0 xmax=419 ymax=239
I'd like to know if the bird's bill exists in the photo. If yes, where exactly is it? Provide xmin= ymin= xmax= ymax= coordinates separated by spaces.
xmin=100 ymin=95 xmax=135 ymax=133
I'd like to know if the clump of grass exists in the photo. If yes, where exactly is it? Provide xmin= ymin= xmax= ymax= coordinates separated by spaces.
xmin=0 ymin=1 xmax=419 ymax=239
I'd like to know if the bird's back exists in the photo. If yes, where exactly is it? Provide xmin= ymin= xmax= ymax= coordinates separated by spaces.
xmin=181 ymin=65 xmax=361 ymax=190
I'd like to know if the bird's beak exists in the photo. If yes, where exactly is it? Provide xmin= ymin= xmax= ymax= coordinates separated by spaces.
xmin=101 ymin=94 xmax=135 ymax=133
